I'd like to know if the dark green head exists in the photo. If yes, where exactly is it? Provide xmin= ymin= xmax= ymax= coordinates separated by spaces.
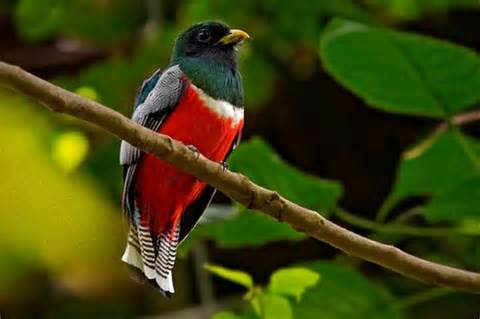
xmin=170 ymin=21 xmax=250 ymax=106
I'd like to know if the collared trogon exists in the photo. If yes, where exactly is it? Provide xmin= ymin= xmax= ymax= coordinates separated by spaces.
xmin=119 ymin=21 xmax=249 ymax=297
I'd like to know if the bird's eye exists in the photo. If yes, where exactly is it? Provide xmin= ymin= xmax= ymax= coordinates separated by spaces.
xmin=196 ymin=29 xmax=211 ymax=43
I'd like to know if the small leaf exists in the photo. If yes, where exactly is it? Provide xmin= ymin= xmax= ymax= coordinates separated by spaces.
xmin=213 ymin=312 xmax=246 ymax=319
xmin=321 ymin=19 xmax=480 ymax=118
xmin=268 ymin=267 xmax=320 ymax=301
xmin=262 ymin=294 xmax=292 ymax=319
xmin=205 ymin=264 xmax=253 ymax=289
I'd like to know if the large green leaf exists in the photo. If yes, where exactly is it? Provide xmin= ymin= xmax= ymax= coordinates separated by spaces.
xmin=294 ymin=262 xmax=402 ymax=319
xmin=320 ymin=19 xmax=480 ymax=118
xmin=268 ymin=268 xmax=320 ymax=301
xmin=203 ymin=211 xmax=305 ymax=248
xmin=392 ymin=133 xmax=480 ymax=201
xmin=384 ymin=132 xmax=480 ymax=220
xmin=424 ymin=176 xmax=480 ymax=221
xmin=229 ymin=137 xmax=342 ymax=212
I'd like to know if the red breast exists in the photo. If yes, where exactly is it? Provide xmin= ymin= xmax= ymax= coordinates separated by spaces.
xmin=135 ymin=83 xmax=244 ymax=235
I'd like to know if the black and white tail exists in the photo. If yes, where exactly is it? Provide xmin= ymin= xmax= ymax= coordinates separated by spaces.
xmin=122 ymin=222 xmax=180 ymax=296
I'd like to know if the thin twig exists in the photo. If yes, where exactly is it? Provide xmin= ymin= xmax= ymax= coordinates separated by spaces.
xmin=336 ymin=208 xmax=480 ymax=237
xmin=394 ymin=287 xmax=453 ymax=309
xmin=403 ymin=110 xmax=480 ymax=160
xmin=1 ymin=61 xmax=480 ymax=293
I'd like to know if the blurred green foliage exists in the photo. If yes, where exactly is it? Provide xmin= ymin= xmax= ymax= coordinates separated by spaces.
xmin=0 ymin=90 xmax=122 ymax=294
xmin=15 ymin=0 xmax=145 ymax=43
xmin=369 ymin=0 xmax=479 ymax=19
xmin=2 ymin=0 xmax=480 ymax=318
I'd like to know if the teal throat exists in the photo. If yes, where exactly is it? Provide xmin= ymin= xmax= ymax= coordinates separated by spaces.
xmin=171 ymin=57 xmax=244 ymax=107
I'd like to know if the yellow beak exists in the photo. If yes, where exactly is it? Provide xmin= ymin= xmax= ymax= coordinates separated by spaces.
xmin=217 ymin=29 xmax=250 ymax=45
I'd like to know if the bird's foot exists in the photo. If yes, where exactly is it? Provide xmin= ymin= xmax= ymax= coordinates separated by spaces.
xmin=186 ymin=144 xmax=200 ymax=159
xmin=218 ymin=161 xmax=229 ymax=171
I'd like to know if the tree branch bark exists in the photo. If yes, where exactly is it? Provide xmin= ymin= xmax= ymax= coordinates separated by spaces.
xmin=1 ymin=61 xmax=480 ymax=293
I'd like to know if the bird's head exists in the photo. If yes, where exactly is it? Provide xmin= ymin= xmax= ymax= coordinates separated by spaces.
xmin=170 ymin=21 xmax=250 ymax=106
xmin=171 ymin=21 xmax=250 ymax=68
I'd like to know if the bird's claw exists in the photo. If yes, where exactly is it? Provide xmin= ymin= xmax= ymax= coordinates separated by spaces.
xmin=187 ymin=144 xmax=200 ymax=159
xmin=218 ymin=161 xmax=229 ymax=171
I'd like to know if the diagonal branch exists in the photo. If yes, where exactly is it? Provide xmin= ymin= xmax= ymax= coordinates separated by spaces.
xmin=1 ymin=61 xmax=480 ymax=293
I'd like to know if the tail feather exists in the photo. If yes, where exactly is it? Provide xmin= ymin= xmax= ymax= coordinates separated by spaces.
xmin=138 ymin=224 xmax=157 ymax=279
xmin=154 ymin=225 xmax=180 ymax=293
xmin=121 ymin=222 xmax=180 ymax=296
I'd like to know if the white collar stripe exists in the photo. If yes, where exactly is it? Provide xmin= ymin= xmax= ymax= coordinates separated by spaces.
xmin=191 ymin=85 xmax=244 ymax=124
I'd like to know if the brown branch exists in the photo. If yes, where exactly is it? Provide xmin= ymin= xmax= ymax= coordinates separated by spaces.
xmin=1 ymin=61 xmax=480 ymax=293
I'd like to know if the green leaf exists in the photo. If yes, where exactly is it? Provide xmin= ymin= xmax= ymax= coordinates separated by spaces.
xmin=229 ymin=137 xmax=342 ymax=213
xmin=294 ymin=262 xmax=401 ymax=319
xmin=320 ymin=19 xmax=480 ymax=118
xmin=262 ymin=294 xmax=292 ymax=319
xmin=385 ymin=132 xmax=480 ymax=217
xmin=268 ymin=268 xmax=320 ymax=301
xmin=203 ymin=210 xmax=305 ymax=248
xmin=213 ymin=312 xmax=240 ymax=319
xmin=424 ymin=176 xmax=480 ymax=221
xmin=213 ymin=312 xmax=255 ymax=319
xmin=205 ymin=264 xmax=254 ymax=289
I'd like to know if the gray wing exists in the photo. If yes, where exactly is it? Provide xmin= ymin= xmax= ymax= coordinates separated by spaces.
xmin=120 ymin=65 xmax=186 ymax=223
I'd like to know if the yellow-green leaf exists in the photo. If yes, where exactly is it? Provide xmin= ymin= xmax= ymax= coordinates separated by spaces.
xmin=268 ymin=267 xmax=320 ymax=301
xmin=205 ymin=264 xmax=253 ymax=289
xmin=262 ymin=294 xmax=292 ymax=319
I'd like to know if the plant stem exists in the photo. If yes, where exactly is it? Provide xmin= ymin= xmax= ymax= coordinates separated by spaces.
xmin=336 ymin=208 xmax=479 ymax=237
xmin=395 ymin=287 xmax=453 ymax=309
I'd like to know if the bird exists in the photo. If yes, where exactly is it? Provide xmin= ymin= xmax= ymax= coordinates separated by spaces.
xmin=119 ymin=21 xmax=249 ymax=297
